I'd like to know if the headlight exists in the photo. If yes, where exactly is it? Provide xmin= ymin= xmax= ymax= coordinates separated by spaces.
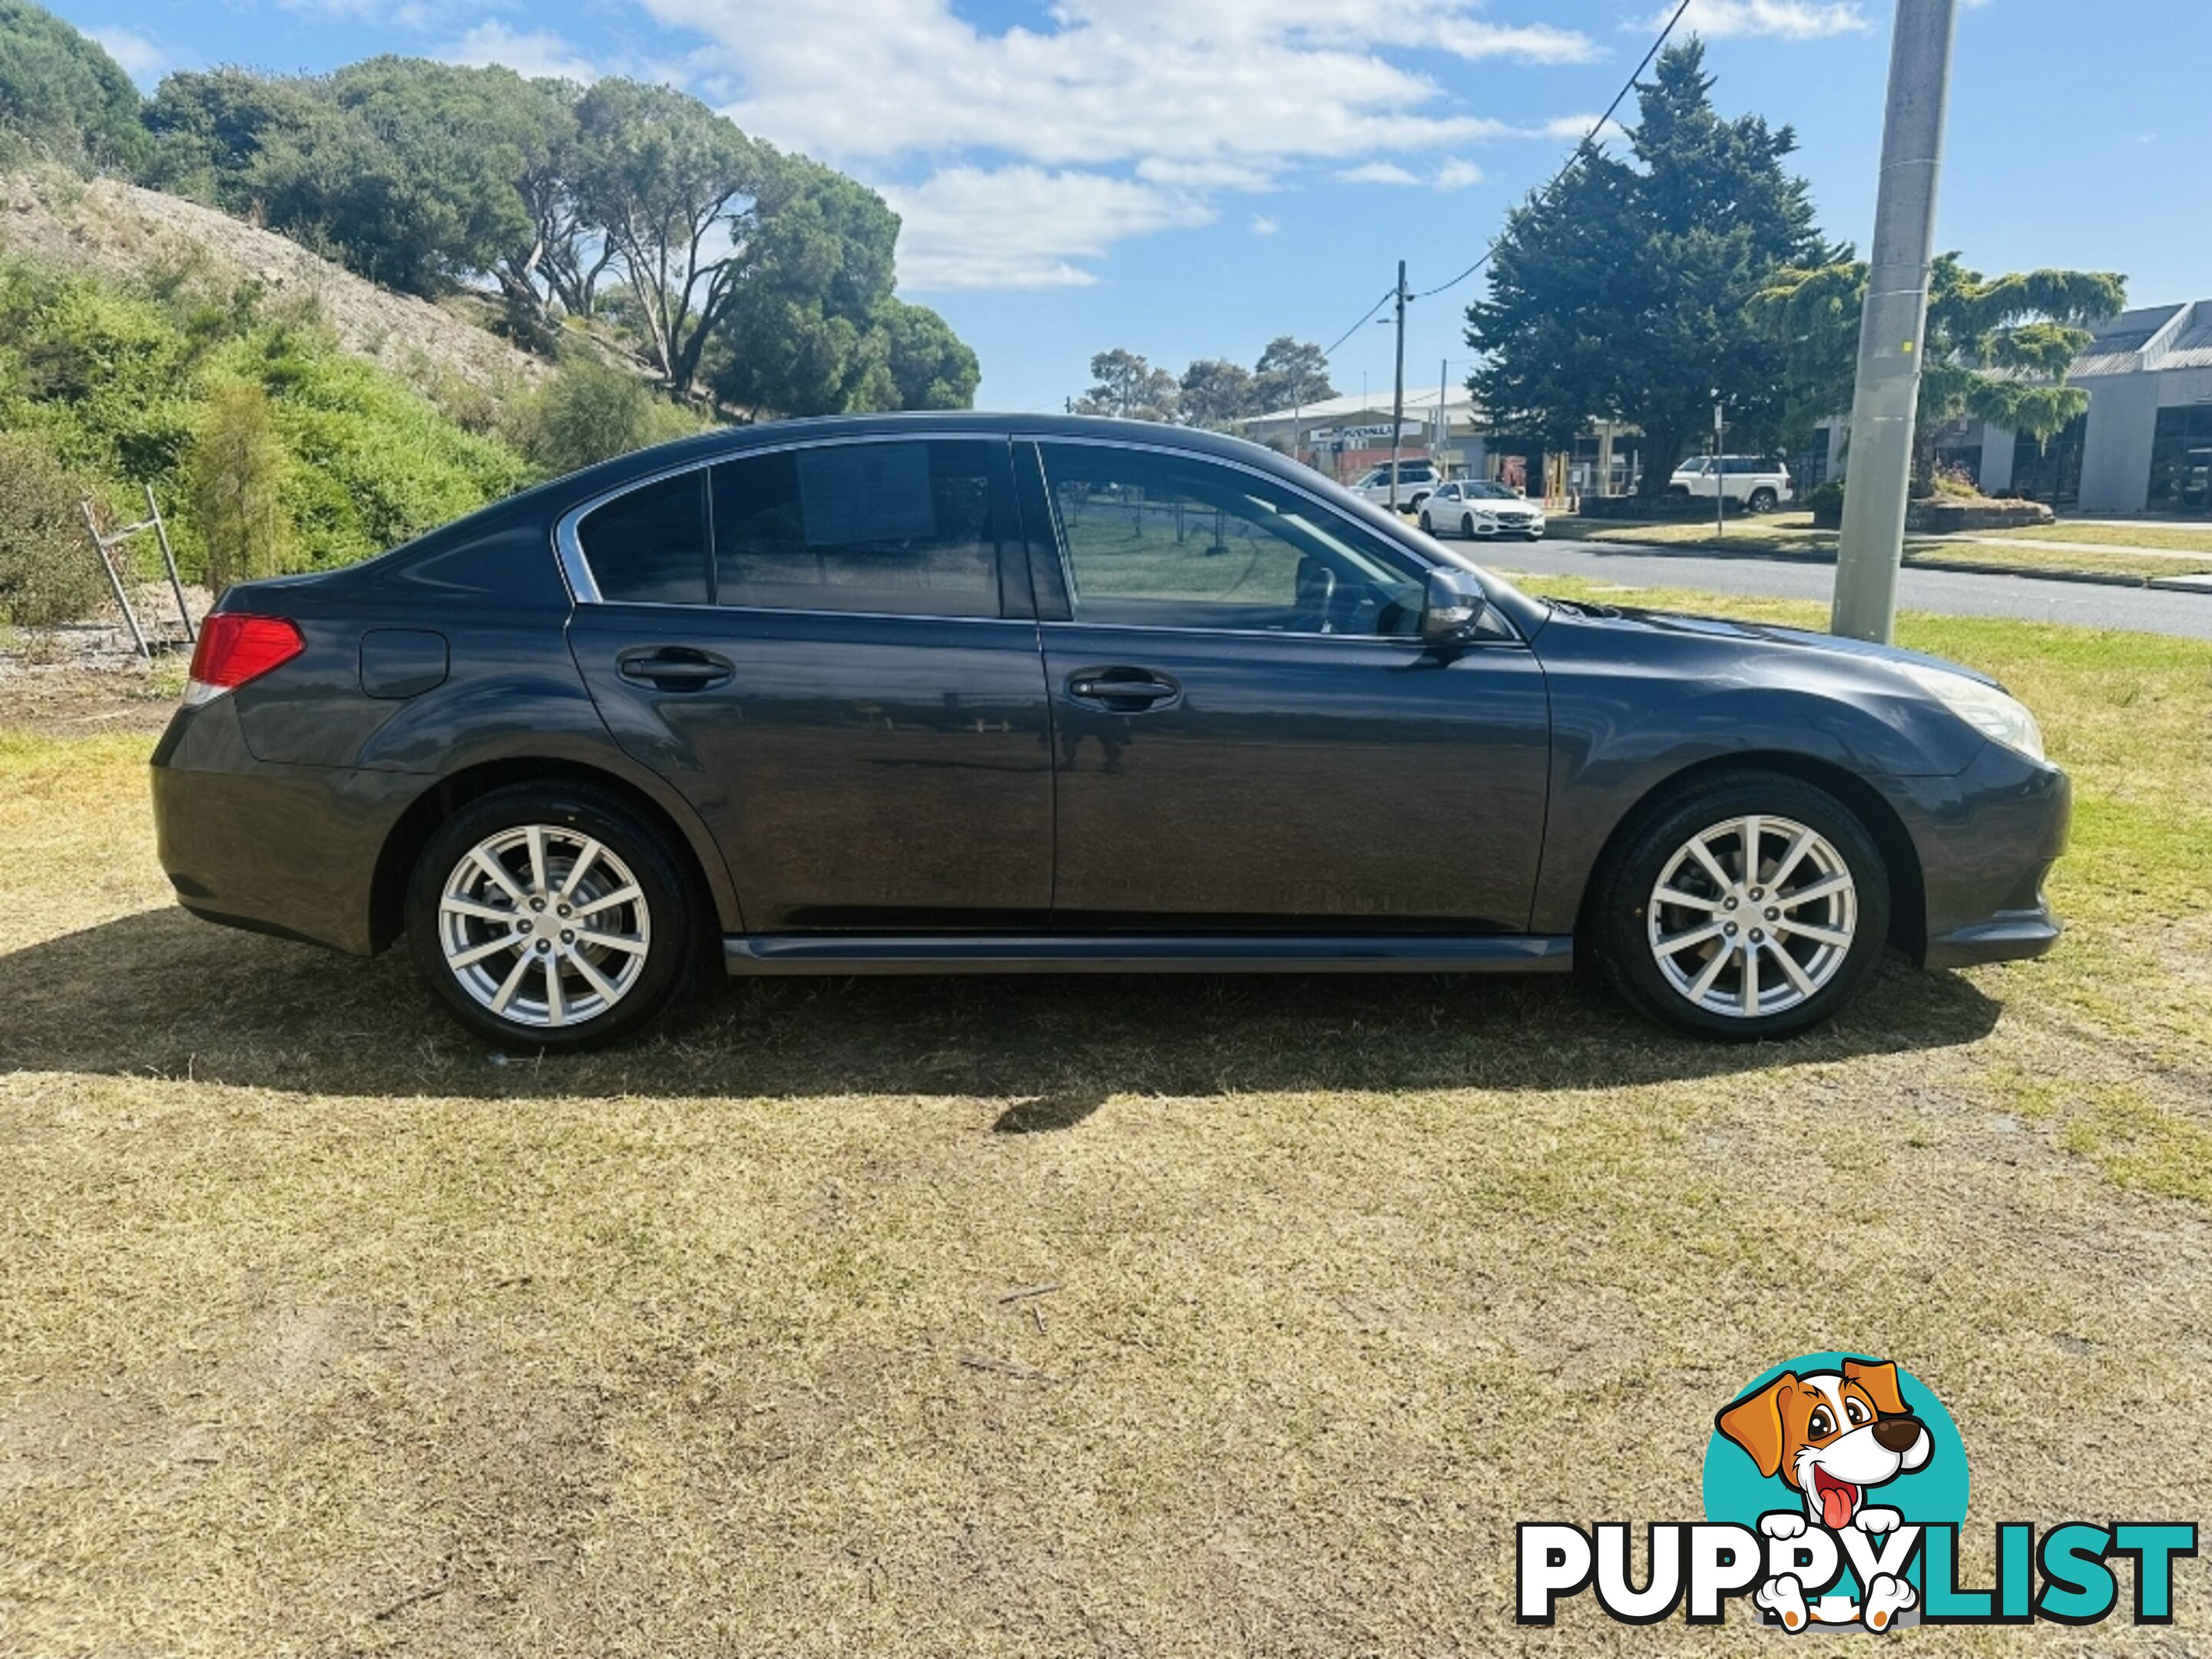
xmin=1895 ymin=662 xmax=2045 ymax=761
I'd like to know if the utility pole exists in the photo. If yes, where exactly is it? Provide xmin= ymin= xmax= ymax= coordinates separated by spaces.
xmin=1386 ymin=259 xmax=1409 ymax=510
xmin=1714 ymin=399 xmax=1727 ymax=540
xmin=1437 ymin=357 xmax=1449 ymax=467
xmin=1832 ymin=0 xmax=1960 ymax=643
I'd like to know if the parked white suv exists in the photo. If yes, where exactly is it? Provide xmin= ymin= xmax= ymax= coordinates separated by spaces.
xmin=1348 ymin=459 xmax=1439 ymax=510
xmin=1669 ymin=456 xmax=1793 ymax=512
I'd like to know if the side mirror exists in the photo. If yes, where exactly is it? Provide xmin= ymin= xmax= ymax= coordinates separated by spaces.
xmin=1419 ymin=568 xmax=1488 ymax=646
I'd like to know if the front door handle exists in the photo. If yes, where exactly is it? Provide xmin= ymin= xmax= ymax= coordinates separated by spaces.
xmin=618 ymin=647 xmax=734 ymax=692
xmin=1066 ymin=669 xmax=1181 ymax=712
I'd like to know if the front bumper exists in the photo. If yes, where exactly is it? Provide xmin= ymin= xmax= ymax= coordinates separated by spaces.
xmin=1886 ymin=741 xmax=2071 ymax=970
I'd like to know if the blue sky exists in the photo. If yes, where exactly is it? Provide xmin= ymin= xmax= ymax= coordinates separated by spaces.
xmin=55 ymin=0 xmax=2212 ymax=412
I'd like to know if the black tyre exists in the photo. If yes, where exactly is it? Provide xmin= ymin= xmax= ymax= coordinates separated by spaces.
xmin=1748 ymin=487 xmax=1779 ymax=513
xmin=1409 ymin=492 xmax=1430 ymax=515
xmin=1592 ymin=773 xmax=1890 ymax=1041
xmin=1419 ymin=510 xmax=1435 ymax=535
xmin=1462 ymin=514 xmax=1477 ymax=538
xmin=405 ymin=783 xmax=700 ymax=1051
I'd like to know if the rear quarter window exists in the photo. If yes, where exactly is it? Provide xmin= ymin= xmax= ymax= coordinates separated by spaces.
xmin=576 ymin=472 xmax=710 ymax=604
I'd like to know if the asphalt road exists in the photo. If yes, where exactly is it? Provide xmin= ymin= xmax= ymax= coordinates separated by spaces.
xmin=1482 ymin=538 xmax=2212 ymax=641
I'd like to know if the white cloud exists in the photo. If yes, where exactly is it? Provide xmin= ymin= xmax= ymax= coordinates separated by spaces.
xmin=442 ymin=23 xmax=600 ymax=84
xmin=1251 ymin=214 xmax=1280 ymax=236
xmin=657 ymin=0 xmax=1529 ymax=168
xmin=1435 ymin=158 xmax=1485 ymax=189
xmin=1532 ymin=113 xmax=1629 ymax=144
xmin=1136 ymin=157 xmax=1278 ymax=190
xmin=638 ymin=0 xmax=1588 ymax=291
xmin=88 ymin=26 xmax=167 ymax=85
xmin=880 ymin=167 xmax=1214 ymax=290
xmin=1657 ymin=0 xmax=1869 ymax=39
xmin=1432 ymin=20 xmax=1600 ymax=62
xmin=1338 ymin=162 xmax=1424 ymax=186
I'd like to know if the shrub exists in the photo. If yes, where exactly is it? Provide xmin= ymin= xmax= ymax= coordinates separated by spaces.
xmin=185 ymin=381 xmax=294 ymax=592
xmin=518 ymin=356 xmax=700 ymax=478
xmin=1807 ymin=478 xmax=1844 ymax=528
xmin=0 ymin=428 xmax=104 ymax=625
xmin=213 ymin=326 xmax=535 ymax=567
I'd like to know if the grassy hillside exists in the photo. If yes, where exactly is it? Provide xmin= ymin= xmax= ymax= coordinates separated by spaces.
xmin=0 ymin=167 xmax=704 ymax=620
xmin=0 ymin=243 xmax=536 ymax=587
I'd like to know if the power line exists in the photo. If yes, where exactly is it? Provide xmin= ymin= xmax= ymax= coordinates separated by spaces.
xmin=1321 ymin=286 xmax=1397 ymax=359
xmin=1406 ymin=0 xmax=1694 ymax=303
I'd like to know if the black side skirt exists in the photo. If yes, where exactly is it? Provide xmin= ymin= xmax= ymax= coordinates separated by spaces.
xmin=723 ymin=934 xmax=1574 ymax=975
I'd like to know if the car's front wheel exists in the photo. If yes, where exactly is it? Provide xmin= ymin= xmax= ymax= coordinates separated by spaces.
xmin=1419 ymin=509 xmax=1435 ymax=535
xmin=1594 ymin=773 xmax=1890 ymax=1040
xmin=405 ymin=783 xmax=698 ymax=1051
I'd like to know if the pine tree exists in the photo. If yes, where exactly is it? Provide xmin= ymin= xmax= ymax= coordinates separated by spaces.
xmin=1466 ymin=40 xmax=1836 ymax=492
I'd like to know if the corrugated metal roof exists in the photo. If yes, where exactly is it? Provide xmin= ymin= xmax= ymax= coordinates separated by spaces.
xmin=2158 ymin=301 xmax=2212 ymax=370
xmin=2071 ymin=303 xmax=2187 ymax=377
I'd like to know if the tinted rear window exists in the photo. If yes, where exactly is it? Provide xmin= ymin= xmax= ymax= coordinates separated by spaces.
xmin=711 ymin=440 xmax=1002 ymax=617
xmin=577 ymin=472 xmax=709 ymax=604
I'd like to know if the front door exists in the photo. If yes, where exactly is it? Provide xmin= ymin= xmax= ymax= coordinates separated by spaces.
xmin=1024 ymin=439 xmax=1551 ymax=933
xmin=568 ymin=435 xmax=1054 ymax=932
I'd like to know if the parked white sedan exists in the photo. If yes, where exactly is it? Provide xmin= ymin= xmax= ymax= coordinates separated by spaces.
xmin=1418 ymin=480 xmax=1545 ymax=541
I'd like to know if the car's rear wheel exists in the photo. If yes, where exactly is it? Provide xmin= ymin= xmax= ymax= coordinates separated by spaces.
xmin=1594 ymin=773 xmax=1890 ymax=1040
xmin=405 ymin=783 xmax=697 ymax=1051
xmin=1748 ymin=486 xmax=1779 ymax=513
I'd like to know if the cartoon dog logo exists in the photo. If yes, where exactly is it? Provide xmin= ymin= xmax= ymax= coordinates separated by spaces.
xmin=1715 ymin=1358 xmax=1934 ymax=1631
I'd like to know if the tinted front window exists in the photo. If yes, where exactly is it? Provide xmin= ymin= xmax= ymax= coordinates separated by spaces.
xmin=712 ymin=440 xmax=1002 ymax=616
xmin=1040 ymin=443 xmax=1424 ymax=635
xmin=578 ymin=472 xmax=710 ymax=604
xmin=1465 ymin=481 xmax=1515 ymax=499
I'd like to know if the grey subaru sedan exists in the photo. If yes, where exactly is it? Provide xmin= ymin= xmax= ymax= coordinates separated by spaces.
xmin=152 ymin=415 xmax=2067 ymax=1051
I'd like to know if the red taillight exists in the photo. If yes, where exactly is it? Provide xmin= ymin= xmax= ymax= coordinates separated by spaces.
xmin=184 ymin=614 xmax=305 ymax=703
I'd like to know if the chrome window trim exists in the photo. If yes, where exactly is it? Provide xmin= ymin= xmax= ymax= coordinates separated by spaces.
xmin=552 ymin=431 xmax=1008 ymax=613
xmin=565 ymin=596 xmax=1035 ymax=628
xmin=1015 ymin=431 xmax=1523 ymax=646
xmin=1038 ymin=618 xmax=1529 ymax=650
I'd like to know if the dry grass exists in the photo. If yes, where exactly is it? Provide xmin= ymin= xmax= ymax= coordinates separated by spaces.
xmin=4 ymin=594 xmax=2212 ymax=1654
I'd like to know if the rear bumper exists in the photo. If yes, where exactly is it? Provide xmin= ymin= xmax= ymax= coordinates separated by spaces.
xmin=1889 ymin=743 xmax=2071 ymax=970
xmin=151 ymin=697 xmax=421 ymax=955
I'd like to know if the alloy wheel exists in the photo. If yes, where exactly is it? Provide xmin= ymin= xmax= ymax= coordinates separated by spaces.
xmin=436 ymin=825 xmax=652 ymax=1028
xmin=1645 ymin=813 xmax=1858 ymax=1019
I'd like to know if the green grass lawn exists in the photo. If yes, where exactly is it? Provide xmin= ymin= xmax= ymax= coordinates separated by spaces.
xmin=1993 ymin=519 xmax=2212 ymax=554
xmin=4 ymin=602 xmax=2211 ymax=1654
xmin=1545 ymin=511 xmax=2212 ymax=584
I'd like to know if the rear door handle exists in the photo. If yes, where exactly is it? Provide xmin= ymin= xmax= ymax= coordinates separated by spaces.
xmin=1066 ymin=669 xmax=1181 ymax=711
xmin=618 ymin=647 xmax=734 ymax=691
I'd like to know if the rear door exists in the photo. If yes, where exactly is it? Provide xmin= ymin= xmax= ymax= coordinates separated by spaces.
xmin=566 ymin=435 xmax=1054 ymax=932
xmin=1021 ymin=438 xmax=1551 ymax=933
